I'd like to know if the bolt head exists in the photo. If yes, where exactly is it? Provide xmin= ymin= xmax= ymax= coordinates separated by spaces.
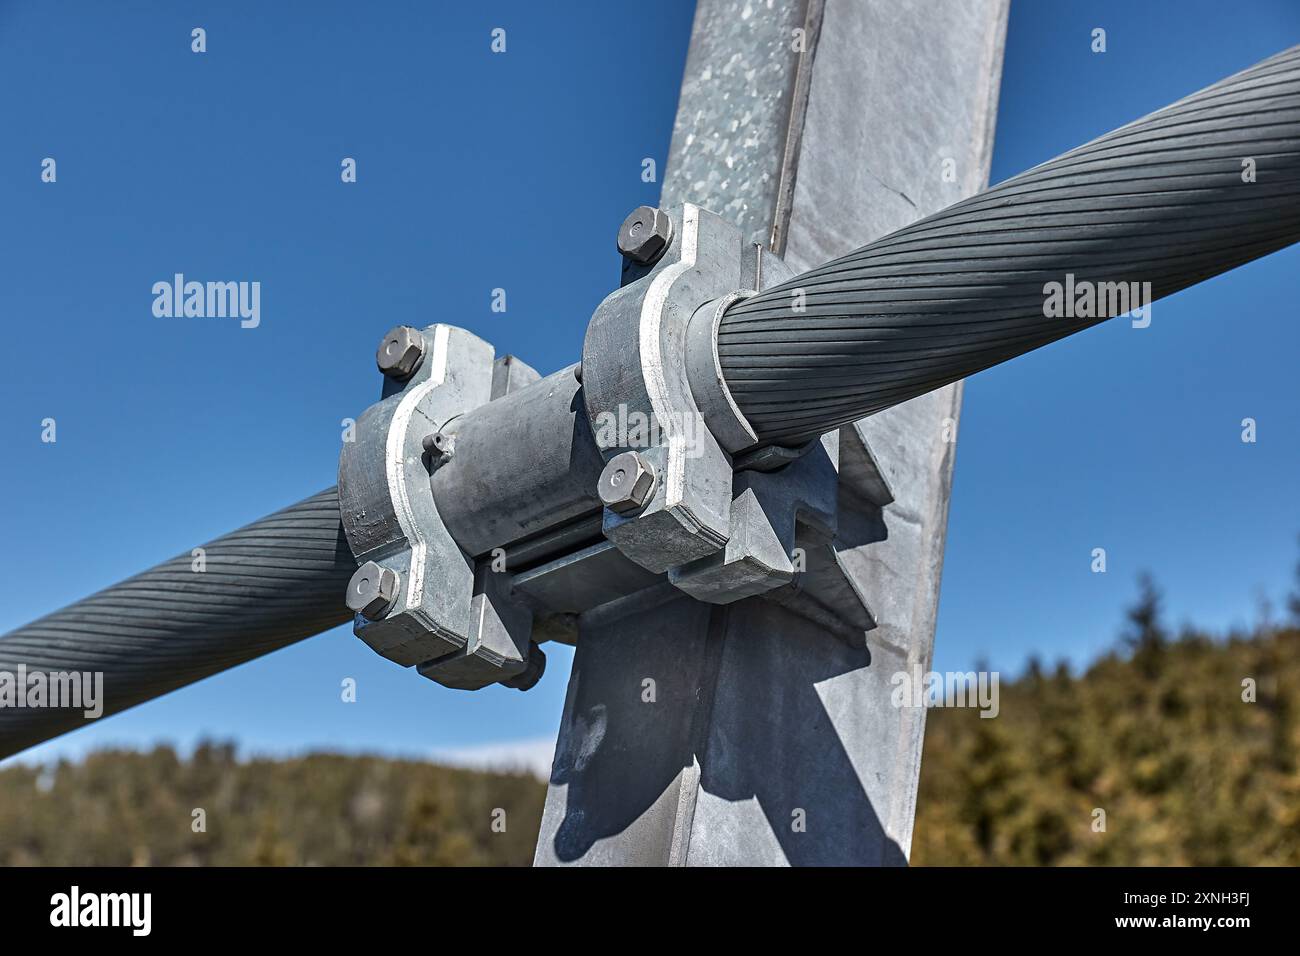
xmin=347 ymin=561 xmax=400 ymax=620
xmin=616 ymin=206 xmax=673 ymax=265
xmin=376 ymin=326 xmax=425 ymax=379
xmin=598 ymin=451 xmax=657 ymax=515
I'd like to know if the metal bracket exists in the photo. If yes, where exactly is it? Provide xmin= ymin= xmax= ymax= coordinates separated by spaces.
xmin=336 ymin=203 xmax=902 ymax=679
xmin=579 ymin=204 xmax=879 ymax=638
xmin=669 ymin=430 xmax=837 ymax=604
xmin=582 ymin=203 xmax=740 ymax=575
xmin=337 ymin=324 xmax=544 ymax=691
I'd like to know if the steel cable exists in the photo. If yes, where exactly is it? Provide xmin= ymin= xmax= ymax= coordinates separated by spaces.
xmin=719 ymin=45 xmax=1300 ymax=445
xmin=0 ymin=488 xmax=356 ymax=759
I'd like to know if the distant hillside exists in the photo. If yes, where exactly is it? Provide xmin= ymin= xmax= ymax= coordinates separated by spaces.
xmin=4 ymin=578 xmax=1297 ymax=866
xmin=912 ymin=581 xmax=1300 ymax=865
xmin=0 ymin=746 xmax=545 ymax=866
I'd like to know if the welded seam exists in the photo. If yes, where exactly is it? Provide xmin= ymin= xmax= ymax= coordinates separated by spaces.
xmin=768 ymin=0 xmax=825 ymax=257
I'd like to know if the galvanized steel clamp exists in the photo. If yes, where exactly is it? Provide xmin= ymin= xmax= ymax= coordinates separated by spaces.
xmin=336 ymin=324 xmax=545 ymax=692
xmin=581 ymin=204 xmax=883 ymax=634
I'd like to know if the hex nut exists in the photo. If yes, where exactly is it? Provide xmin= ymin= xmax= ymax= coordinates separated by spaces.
xmin=616 ymin=206 xmax=673 ymax=265
xmin=346 ymin=561 xmax=400 ymax=620
xmin=598 ymin=451 xmax=657 ymax=515
xmin=376 ymin=326 xmax=425 ymax=379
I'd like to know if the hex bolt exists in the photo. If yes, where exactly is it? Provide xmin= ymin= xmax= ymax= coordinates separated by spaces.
xmin=597 ymin=451 xmax=657 ymax=515
xmin=616 ymin=206 xmax=673 ymax=265
xmin=422 ymin=431 xmax=455 ymax=465
xmin=375 ymin=326 xmax=426 ymax=380
xmin=346 ymin=561 xmax=400 ymax=620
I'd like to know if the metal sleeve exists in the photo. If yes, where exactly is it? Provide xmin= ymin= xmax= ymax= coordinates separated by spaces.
xmin=718 ymin=45 xmax=1300 ymax=445
xmin=0 ymin=487 xmax=356 ymax=759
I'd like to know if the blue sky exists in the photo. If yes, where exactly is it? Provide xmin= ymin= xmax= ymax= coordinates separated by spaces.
xmin=2 ymin=0 xmax=1297 ymax=768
